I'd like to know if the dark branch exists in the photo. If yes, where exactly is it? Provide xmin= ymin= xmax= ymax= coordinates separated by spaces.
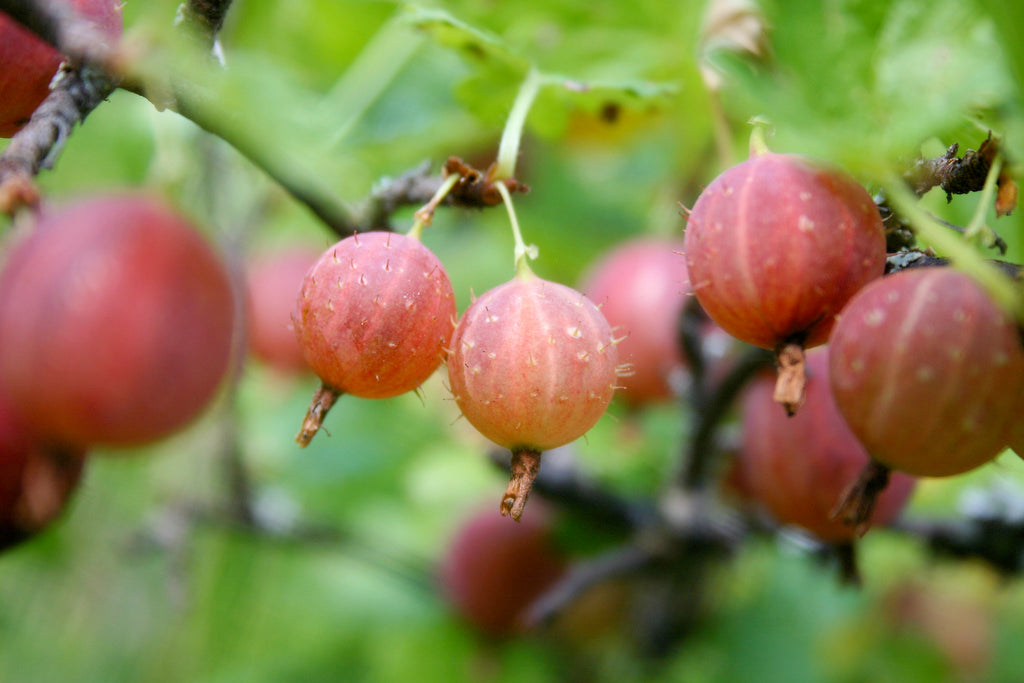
xmin=524 ymin=544 xmax=657 ymax=627
xmin=358 ymin=161 xmax=446 ymax=230
xmin=677 ymin=296 xmax=710 ymax=406
xmin=678 ymin=345 xmax=774 ymax=489
xmin=893 ymin=515 xmax=1024 ymax=576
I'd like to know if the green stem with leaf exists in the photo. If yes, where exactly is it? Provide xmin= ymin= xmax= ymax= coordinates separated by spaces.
xmin=882 ymin=174 xmax=1023 ymax=319
xmin=495 ymin=181 xmax=537 ymax=276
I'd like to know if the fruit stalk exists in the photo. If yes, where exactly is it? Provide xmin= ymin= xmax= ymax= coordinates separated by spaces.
xmin=830 ymin=459 xmax=892 ymax=537
xmin=495 ymin=179 xmax=537 ymax=275
xmin=295 ymin=383 xmax=341 ymax=447
xmin=501 ymin=449 xmax=542 ymax=521
xmin=410 ymin=170 xmax=461 ymax=237
xmin=772 ymin=341 xmax=806 ymax=415
xmin=293 ymin=230 xmax=456 ymax=446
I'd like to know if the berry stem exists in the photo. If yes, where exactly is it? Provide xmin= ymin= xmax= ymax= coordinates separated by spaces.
xmin=830 ymin=458 xmax=892 ymax=536
xmin=747 ymin=116 xmax=773 ymax=157
xmin=772 ymin=342 xmax=806 ymax=416
xmin=495 ymin=180 xmax=538 ymax=277
xmin=501 ymin=449 xmax=542 ymax=521
xmin=408 ymin=171 xmax=461 ymax=240
xmin=295 ymin=383 xmax=342 ymax=447
xmin=493 ymin=67 xmax=544 ymax=182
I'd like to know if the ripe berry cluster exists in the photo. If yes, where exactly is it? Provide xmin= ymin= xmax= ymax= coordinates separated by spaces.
xmin=291 ymin=221 xmax=621 ymax=521
xmin=686 ymin=151 xmax=1024 ymax=539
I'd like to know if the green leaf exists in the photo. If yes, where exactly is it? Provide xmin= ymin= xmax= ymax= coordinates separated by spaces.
xmin=398 ymin=5 xmax=530 ymax=74
xmin=712 ymin=0 xmax=1016 ymax=176
xmin=401 ymin=5 xmax=677 ymax=141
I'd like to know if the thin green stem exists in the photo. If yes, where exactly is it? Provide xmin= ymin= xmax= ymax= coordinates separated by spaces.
xmin=963 ymin=155 xmax=1003 ymax=246
xmin=407 ymin=172 xmax=460 ymax=240
xmin=883 ymin=174 xmax=1022 ymax=318
xmin=747 ymin=116 xmax=772 ymax=157
xmin=493 ymin=67 xmax=544 ymax=181
xmin=495 ymin=180 xmax=537 ymax=277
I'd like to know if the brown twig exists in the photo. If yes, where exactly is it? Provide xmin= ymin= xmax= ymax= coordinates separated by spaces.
xmin=678 ymin=345 xmax=774 ymax=489
xmin=903 ymin=133 xmax=1001 ymax=201
xmin=358 ymin=162 xmax=446 ymax=230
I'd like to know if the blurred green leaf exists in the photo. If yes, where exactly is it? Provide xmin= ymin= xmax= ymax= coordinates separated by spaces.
xmin=712 ymin=0 xmax=1015 ymax=176
xmin=400 ymin=5 xmax=531 ymax=74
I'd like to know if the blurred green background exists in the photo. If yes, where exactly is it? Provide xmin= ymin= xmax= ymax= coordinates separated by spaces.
xmin=3 ymin=0 xmax=1024 ymax=681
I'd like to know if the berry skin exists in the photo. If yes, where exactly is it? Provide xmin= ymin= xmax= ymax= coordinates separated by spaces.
xmin=292 ymin=231 xmax=456 ymax=445
xmin=580 ymin=238 xmax=690 ymax=409
xmin=0 ymin=0 xmax=123 ymax=137
xmin=829 ymin=267 xmax=1024 ymax=478
xmin=0 ymin=194 xmax=237 ymax=448
xmin=245 ymin=247 xmax=320 ymax=376
xmin=683 ymin=152 xmax=886 ymax=412
xmin=447 ymin=271 xmax=619 ymax=519
xmin=439 ymin=504 xmax=567 ymax=638
xmin=738 ymin=347 xmax=915 ymax=542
